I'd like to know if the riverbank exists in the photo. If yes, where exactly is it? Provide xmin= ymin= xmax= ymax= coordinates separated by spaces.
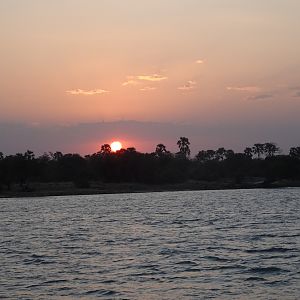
xmin=1 ymin=179 xmax=300 ymax=198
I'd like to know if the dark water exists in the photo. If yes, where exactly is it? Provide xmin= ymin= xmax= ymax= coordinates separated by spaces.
xmin=0 ymin=188 xmax=299 ymax=299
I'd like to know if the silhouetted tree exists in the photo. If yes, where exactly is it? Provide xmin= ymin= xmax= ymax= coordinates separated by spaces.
xmin=126 ymin=147 xmax=137 ymax=153
xmin=24 ymin=150 xmax=35 ymax=161
xmin=224 ymin=149 xmax=235 ymax=160
xmin=0 ymin=152 xmax=3 ymax=192
xmin=289 ymin=147 xmax=300 ymax=159
xmin=116 ymin=148 xmax=127 ymax=155
xmin=244 ymin=147 xmax=253 ymax=158
xmin=252 ymin=143 xmax=265 ymax=159
xmin=216 ymin=147 xmax=226 ymax=161
xmin=264 ymin=142 xmax=279 ymax=157
xmin=50 ymin=151 xmax=63 ymax=161
xmin=0 ymin=140 xmax=299 ymax=193
xmin=100 ymin=144 xmax=112 ymax=155
xmin=196 ymin=150 xmax=208 ymax=162
xmin=155 ymin=144 xmax=170 ymax=157
xmin=206 ymin=150 xmax=216 ymax=161
xmin=2 ymin=151 xmax=37 ymax=188
xmin=196 ymin=149 xmax=216 ymax=162
xmin=177 ymin=137 xmax=190 ymax=158
xmin=264 ymin=155 xmax=299 ymax=182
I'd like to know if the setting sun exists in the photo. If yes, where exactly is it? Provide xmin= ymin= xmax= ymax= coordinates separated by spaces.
xmin=111 ymin=141 xmax=122 ymax=152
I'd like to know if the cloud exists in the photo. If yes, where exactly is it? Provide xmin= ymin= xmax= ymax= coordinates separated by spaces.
xmin=288 ymin=86 xmax=300 ymax=91
xmin=140 ymin=86 xmax=157 ymax=91
xmin=122 ymin=74 xmax=167 ymax=88
xmin=178 ymin=80 xmax=197 ymax=91
xmin=122 ymin=76 xmax=140 ymax=86
xmin=2 ymin=120 xmax=299 ymax=156
xmin=279 ymin=86 xmax=300 ymax=98
xmin=122 ymin=74 xmax=167 ymax=87
xmin=66 ymin=89 xmax=109 ymax=95
xmin=289 ymin=87 xmax=300 ymax=97
xmin=137 ymin=74 xmax=168 ymax=82
xmin=122 ymin=80 xmax=139 ymax=86
xmin=247 ymin=94 xmax=273 ymax=100
xmin=195 ymin=59 xmax=204 ymax=64
xmin=227 ymin=86 xmax=261 ymax=92
xmin=294 ymin=91 xmax=300 ymax=97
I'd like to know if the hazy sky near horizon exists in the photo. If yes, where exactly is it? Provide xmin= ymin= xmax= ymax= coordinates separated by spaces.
xmin=0 ymin=1 xmax=300 ymax=153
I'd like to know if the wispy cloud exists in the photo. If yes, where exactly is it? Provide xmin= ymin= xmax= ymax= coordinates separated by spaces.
xmin=66 ymin=89 xmax=109 ymax=95
xmin=294 ymin=91 xmax=300 ymax=97
xmin=289 ymin=86 xmax=300 ymax=97
xmin=122 ymin=79 xmax=139 ymax=86
xmin=137 ymin=74 xmax=168 ymax=82
xmin=247 ymin=94 xmax=273 ymax=100
xmin=140 ymin=86 xmax=157 ymax=92
xmin=278 ymin=86 xmax=300 ymax=98
xmin=122 ymin=74 xmax=167 ymax=87
xmin=195 ymin=59 xmax=204 ymax=64
xmin=227 ymin=86 xmax=261 ymax=92
xmin=178 ymin=80 xmax=197 ymax=91
xmin=288 ymin=86 xmax=300 ymax=91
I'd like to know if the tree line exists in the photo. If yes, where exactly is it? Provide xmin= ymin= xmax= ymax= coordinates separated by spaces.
xmin=0 ymin=137 xmax=300 ymax=191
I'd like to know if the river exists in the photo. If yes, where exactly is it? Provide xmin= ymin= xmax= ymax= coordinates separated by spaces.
xmin=1 ymin=188 xmax=299 ymax=299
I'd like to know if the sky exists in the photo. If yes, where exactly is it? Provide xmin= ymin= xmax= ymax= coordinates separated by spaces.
xmin=0 ymin=0 xmax=300 ymax=155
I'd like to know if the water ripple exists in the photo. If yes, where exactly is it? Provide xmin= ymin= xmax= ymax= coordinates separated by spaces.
xmin=0 ymin=188 xmax=299 ymax=299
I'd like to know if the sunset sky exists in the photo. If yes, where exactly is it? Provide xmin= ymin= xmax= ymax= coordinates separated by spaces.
xmin=1 ymin=1 xmax=300 ymax=154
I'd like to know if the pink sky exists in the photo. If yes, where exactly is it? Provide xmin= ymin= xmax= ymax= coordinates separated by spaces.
xmin=0 ymin=1 xmax=300 ymax=153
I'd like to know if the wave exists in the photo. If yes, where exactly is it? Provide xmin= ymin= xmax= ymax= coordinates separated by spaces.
xmin=84 ymin=289 xmax=117 ymax=296
xmin=204 ymin=256 xmax=232 ymax=262
xmin=247 ymin=266 xmax=288 ymax=274
xmin=175 ymin=260 xmax=198 ymax=266
xmin=245 ymin=276 xmax=267 ymax=281
xmin=245 ymin=247 xmax=294 ymax=253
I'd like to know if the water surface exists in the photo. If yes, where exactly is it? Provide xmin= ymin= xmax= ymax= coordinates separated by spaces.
xmin=1 ymin=188 xmax=299 ymax=299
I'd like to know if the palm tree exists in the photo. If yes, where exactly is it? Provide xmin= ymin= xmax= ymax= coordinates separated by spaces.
xmin=177 ymin=137 xmax=191 ymax=158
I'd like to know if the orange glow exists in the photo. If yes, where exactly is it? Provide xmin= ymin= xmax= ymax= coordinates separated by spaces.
xmin=111 ymin=141 xmax=122 ymax=152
